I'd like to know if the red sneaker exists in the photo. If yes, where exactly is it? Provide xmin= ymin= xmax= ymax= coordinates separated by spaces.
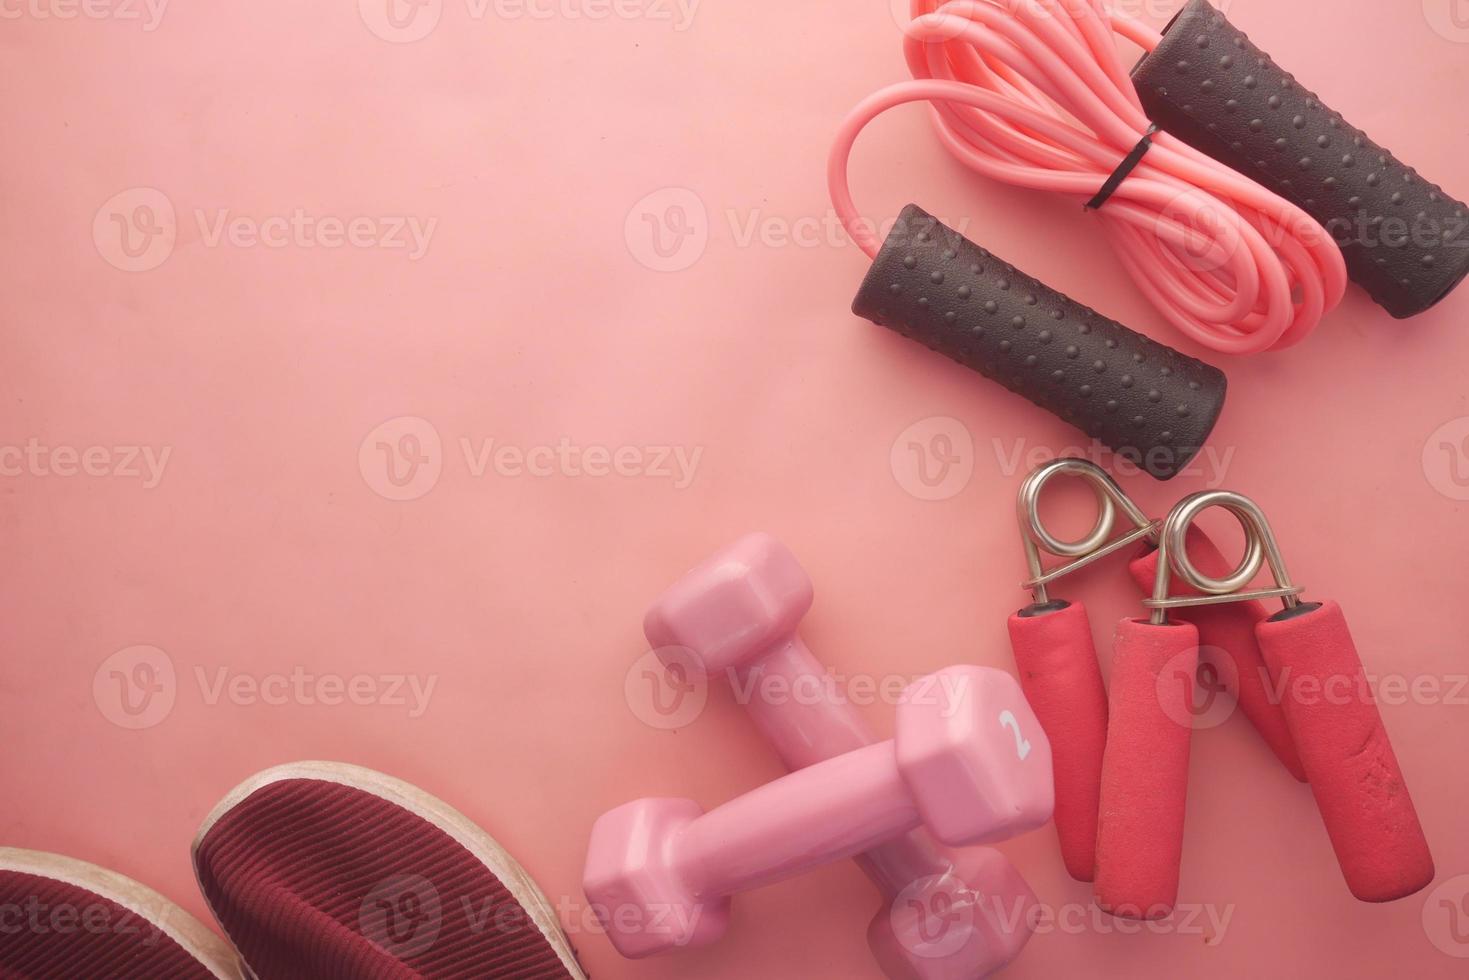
xmin=192 ymin=762 xmax=584 ymax=980
xmin=0 ymin=848 xmax=239 ymax=980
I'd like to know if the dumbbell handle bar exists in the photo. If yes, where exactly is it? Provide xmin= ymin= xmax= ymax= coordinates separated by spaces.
xmin=673 ymin=740 xmax=920 ymax=900
xmin=732 ymin=637 xmax=958 ymax=897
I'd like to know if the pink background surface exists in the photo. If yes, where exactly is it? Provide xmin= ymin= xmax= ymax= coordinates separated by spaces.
xmin=3 ymin=1 xmax=1468 ymax=977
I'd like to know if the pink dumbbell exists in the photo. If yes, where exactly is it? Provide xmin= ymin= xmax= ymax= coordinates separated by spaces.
xmin=643 ymin=532 xmax=1040 ymax=978
xmin=583 ymin=662 xmax=1053 ymax=959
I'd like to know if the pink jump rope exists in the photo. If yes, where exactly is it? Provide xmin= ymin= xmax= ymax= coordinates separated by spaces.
xmin=829 ymin=0 xmax=1346 ymax=354
xmin=829 ymin=0 xmax=1468 ymax=477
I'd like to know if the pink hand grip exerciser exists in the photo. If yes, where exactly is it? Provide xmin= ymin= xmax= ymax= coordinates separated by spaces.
xmin=1008 ymin=459 xmax=1298 ymax=899
xmin=1009 ymin=459 xmax=1145 ymax=883
xmin=1138 ymin=491 xmax=1435 ymax=904
xmin=583 ymin=663 xmax=1053 ymax=960
xmin=640 ymin=533 xmax=1041 ymax=978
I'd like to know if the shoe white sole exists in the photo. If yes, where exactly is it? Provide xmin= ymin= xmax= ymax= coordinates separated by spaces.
xmin=192 ymin=760 xmax=586 ymax=980
xmin=0 ymin=847 xmax=242 ymax=980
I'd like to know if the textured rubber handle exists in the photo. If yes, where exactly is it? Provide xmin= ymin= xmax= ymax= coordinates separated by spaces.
xmin=1007 ymin=600 xmax=1108 ymax=882
xmin=1254 ymin=600 xmax=1435 ymax=902
xmin=1094 ymin=618 xmax=1198 ymax=918
xmin=1132 ymin=0 xmax=1469 ymax=318
xmin=852 ymin=204 xmax=1227 ymax=480
xmin=1129 ymin=528 xmax=1305 ymax=781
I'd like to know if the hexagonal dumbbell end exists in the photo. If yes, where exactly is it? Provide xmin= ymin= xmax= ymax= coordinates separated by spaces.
xmin=869 ymin=845 xmax=1039 ymax=980
xmin=643 ymin=531 xmax=813 ymax=678
xmin=897 ymin=666 xmax=1054 ymax=847
xmin=582 ymin=798 xmax=730 ymax=958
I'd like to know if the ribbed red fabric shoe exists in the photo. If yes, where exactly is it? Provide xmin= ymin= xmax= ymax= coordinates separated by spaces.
xmin=192 ymin=762 xmax=584 ymax=980
xmin=0 ymin=848 xmax=240 ymax=980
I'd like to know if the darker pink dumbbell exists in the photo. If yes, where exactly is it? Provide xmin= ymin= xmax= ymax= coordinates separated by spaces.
xmin=644 ymin=532 xmax=1040 ymax=978
xmin=583 ymin=662 xmax=1053 ymax=959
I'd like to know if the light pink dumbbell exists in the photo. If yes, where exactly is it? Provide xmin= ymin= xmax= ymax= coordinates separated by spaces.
xmin=642 ymin=532 xmax=1041 ymax=978
xmin=583 ymin=659 xmax=1053 ymax=959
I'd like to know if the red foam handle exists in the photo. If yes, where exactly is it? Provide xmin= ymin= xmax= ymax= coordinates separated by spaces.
xmin=1254 ymin=600 xmax=1435 ymax=902
xmin=1007 ymin=600 xmax=1107 ymax=882
xmin=1094 ymin=619 xmax=1198 ymax=918
xmin=1130 ymin=529 xmax=1306 ymax=782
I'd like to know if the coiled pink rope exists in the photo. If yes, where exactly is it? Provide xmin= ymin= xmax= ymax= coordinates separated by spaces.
xmin=829 ymin=0 xmax=1347 ymax=354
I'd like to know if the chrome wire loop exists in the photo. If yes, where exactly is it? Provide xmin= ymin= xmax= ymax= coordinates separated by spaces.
xmin=1018 ymin=458 xmax=1157 ymax=603
xmin=1144 ymin=490 xmax=1304 ymax=624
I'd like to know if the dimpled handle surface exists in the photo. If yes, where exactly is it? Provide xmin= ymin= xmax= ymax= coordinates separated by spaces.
xmin=1132 ymin=0 xmax=1469 ymax=318
xmin=852 ymin=205 xmax=1226 ymax=480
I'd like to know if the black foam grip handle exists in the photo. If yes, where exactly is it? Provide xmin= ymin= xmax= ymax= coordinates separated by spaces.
xmin=1132 ymin=0 xmax=1469 ymax=318
xmin=852 ymin=204 xmax=1226 ymax=480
